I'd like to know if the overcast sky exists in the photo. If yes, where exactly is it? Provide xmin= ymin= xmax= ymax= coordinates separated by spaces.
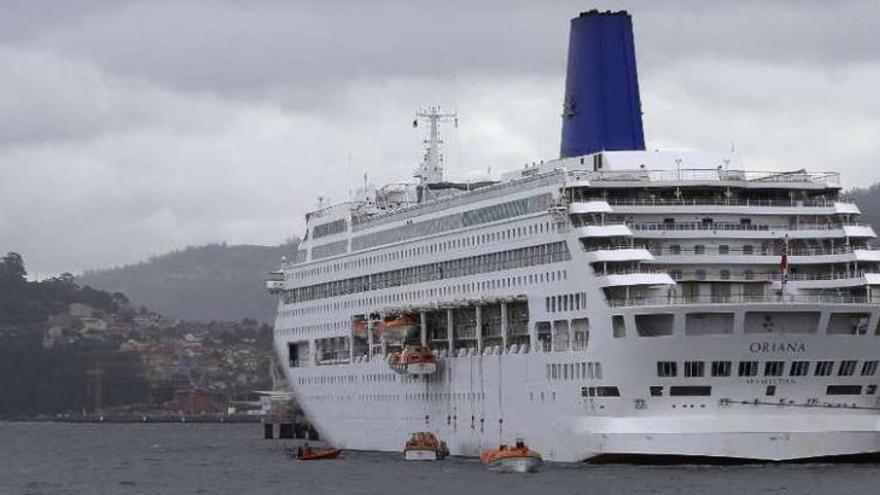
xmin=2 ymin=0 xmax=879 ymax=276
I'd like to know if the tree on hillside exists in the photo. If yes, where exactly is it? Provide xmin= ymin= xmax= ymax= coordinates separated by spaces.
xmin=0 ymin=252 xmax=27 ymax=286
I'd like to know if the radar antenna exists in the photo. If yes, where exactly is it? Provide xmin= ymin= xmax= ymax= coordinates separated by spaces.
xmin=414 ymin=106 xmax=457 ymax=187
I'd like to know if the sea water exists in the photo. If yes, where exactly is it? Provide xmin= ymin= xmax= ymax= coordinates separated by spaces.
xmin=2 ymin=422 xmax=879 ymax=495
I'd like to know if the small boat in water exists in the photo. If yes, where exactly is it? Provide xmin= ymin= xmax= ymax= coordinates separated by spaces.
xmin=286 ymin=443 xmax=342 ymax=460
xmin=404 ymin=431 xmax=448 ymax=461
xmin=480 ymin=439 xmax=542 ymax=473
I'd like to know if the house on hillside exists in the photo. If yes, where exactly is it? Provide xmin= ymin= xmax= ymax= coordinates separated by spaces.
xmin=69 ymin=303 xmax=95 ymax=318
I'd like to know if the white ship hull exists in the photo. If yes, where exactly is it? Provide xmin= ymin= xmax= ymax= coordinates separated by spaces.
xmin=280 ymin=326 xmax=880 ymax=462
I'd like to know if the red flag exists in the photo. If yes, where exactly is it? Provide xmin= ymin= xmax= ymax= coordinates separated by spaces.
xmin=780 ymin=237 xmax=789 ymax=279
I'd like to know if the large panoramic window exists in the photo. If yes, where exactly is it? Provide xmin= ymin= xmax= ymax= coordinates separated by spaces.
xmin=283 ymin=241 xmax=570 ymax=305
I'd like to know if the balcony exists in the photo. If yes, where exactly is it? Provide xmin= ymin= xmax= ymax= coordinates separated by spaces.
xmin=266 ymin=271 xmax=284 ymax=294
xmin=648 ymin=246 xmax=880 ymax=265
xmin=607 ymin=293 xmax=872 ymax=308
xmin=573 ymin=224 xmax=633 ymax=238
xmin=568 ymin=200 xmax=612 ymax=215
xmin=630 ymin=221 xmax=874 ymax=240
xmin=592 ymin=266 xmax=675 ymax=287
xmin=578 ymin=198 xmax=859 ymax=216
xmin=568 ymin=168 xmax=841 ymax=187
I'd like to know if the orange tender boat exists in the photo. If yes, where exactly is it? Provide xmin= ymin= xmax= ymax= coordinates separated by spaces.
xmin=399 ymin=345 xmax=437 ymax=375
xmin=404 ymin=431 xmax=448 ymax=461
xmin=294 ymin=445 xmax=342 ymax=460
xmin=480 ymin=440 xmax=543 ymax=473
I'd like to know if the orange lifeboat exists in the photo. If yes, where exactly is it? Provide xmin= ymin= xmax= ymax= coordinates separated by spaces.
xmin=378 ymin=314 xmax=418 ymax=341
xmin=399 ymin=345 xmax=437 ymax=375
xmin=285 ymin=444 xmax=342 ymax=460
xmin=480 ymin=439 xmax=542 ymax=473
xmin=386 ymin=351 xmax=407 ymax=373
xmin=404 ymin=431 xmax=448 ymax=461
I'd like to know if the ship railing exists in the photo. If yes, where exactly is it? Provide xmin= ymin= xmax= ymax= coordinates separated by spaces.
xmin=594 ymin=266 xmax=664 ymax=276
xmin=665 ymin=270 xmax=874 ymax=282
xmin=649 ymin=245 xmax=874 ymax=256
xmin=569 ymin=169 xmax=840 ymax=185
xmin=351 ymin=170 xmax=563 ymax=231
xmin=608 ymin=294 xmax=873 ymax=307
xmin=582 ymin=243 xmax=644 ymax=252
xmin=630 ymin=221 xmax=863 ymax=232
xmin=571 ymin=197 xmax=846 ymax=208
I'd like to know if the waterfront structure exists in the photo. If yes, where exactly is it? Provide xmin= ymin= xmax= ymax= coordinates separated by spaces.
xmin=268 ymin=11 xmax=880 ymax=461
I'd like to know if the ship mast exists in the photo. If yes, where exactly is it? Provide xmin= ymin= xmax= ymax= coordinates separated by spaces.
xmin=414 ymin=106 xmax=457 ymax=188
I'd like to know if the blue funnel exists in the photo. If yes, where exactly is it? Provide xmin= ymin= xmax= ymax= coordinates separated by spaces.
xmin=560 ymin=10 xmax=645 ymax=158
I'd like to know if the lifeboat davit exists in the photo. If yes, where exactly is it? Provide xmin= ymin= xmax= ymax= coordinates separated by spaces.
xmin=352 ymin=318 xmax=368 ymax=338
xmin=404 ymin=431 xmax=448 ymax=461
xmin=379 ymin=314 xmax=418 ymax=341
xmin=480 ymin=439 xmax=542 ymax=473
xmin=399 ymin=345 xmax=437 ymax=375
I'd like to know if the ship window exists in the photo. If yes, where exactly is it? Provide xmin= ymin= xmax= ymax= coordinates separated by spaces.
xmin=790 ymin=361 xmax=810 ymax=377
xmin=827 ymin=385 xmax=862 ymax=396
xmin=684 ymin=361 xmax=705 ymax=377
xmin=649 ymin=386 xmax=663 ymax=397
xmin=742 ymin=245 xmax=754 ymax=255
xmin=861 ymin=360 xmax=878 ymax=376
xmin=744 ymin=269 xmax=754 ymax=281
xmin=838 ymin=360 xmax=858 ymax=376
xmin=764 ymin=361 xmax=785 ymax=377
xmin=657 ymin=361 xmax=677 ymax=377
xmin=711 ymin=361 xmax=732 ymax=377
xmin=814 ymin=361 xmax=834 ymax=376
xmin=718 ymin=245 xmax=729 ymax=254
xmin=612 ymin=315 xmax=626 ymax=338
xmin=765 ymin=385 xmax=776 ymax=397
xmin=596 ymin=386 xmax=620 ymax=397
xmin=635 ymin=314 xmax=673 ymax=337
xmin=669 ymin=245 xmax=681 ymax=255
xmin=694 ymin=245 xmax=705 ymax=255
xmin=669 ymin=386 xmax=711 ymax=397
xmin=738 ymin=361 xmax=758 ymax=377
xmin=695 ymin=269 xmax=707 ymax=281
xmin=287 ymin=343 xmax=300 ymax=368
xmin=868 ymin=385 xmax=878 ymax=395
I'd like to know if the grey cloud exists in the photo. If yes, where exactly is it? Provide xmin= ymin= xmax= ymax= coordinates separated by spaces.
xmin=1 ymin=0 xmax=879 ymax=276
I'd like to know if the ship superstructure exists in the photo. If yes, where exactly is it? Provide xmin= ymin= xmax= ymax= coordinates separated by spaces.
xmin=268 ymin=11 xmax=880 ymax=461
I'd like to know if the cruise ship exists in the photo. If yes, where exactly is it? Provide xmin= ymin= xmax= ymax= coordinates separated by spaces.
xmin=267 ymin=11 xmax=880 ymax=462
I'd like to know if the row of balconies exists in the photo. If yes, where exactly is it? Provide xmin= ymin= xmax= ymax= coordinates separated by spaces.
xmin=606 ymin=293 xmax=872 ymax=308
xmin=574 ymin=223 xmax=875 ymax=240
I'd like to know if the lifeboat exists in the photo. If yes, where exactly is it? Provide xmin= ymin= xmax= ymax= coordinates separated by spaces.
xmin=403 ymin=431 xmax=448 ymax=461
xmin=386 ymin=351 xmax=405 ymax=373
xmin=480 ymin=439 xmax=542 ymax=473
xmin=286 ymin=444 xmax=342 ymax=460
xmin=399 ymin=345 xmax=437 ymax=375
xmin=379 ymin=314 xmax=418 ymax=341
